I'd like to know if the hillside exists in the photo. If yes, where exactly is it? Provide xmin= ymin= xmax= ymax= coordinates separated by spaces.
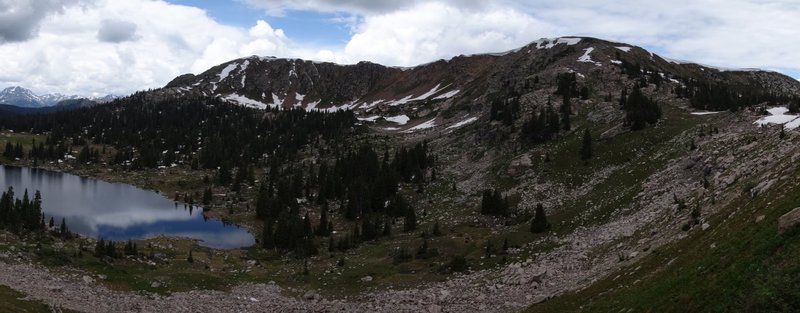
xmin=0 ymin=36 xmax=800 ymax=312
xmin=0 ymin=86 xmax=113 ymax=108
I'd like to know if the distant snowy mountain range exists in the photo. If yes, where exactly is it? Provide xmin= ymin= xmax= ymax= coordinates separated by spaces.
xmin=0 ymin=86 xmax=117 ymax=108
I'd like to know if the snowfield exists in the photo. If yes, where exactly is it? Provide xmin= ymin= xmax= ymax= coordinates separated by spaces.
xmin=222 ymin=94 xmax=269 ymax=109
xmin=754 ymin=107 xmax=800 ymax=129
xmin=577 ymin=47 xmax=602 ymax=66
xmin=404 ymin=118 xmax=437 ymax=132
xmin=691 ymin=111 xmax=725 ymax=115
xmin=385 ymin=115 xmax=410 ymax=125
xmin=357 ymin=116 xmax=381 ymax=122
xmin=447 ymin=117 xmax=478 ymax=130
xmin=534 ymin=37 xmax=581 ymax=49
xmin=433 ymin=89 xmax=460 ymax=100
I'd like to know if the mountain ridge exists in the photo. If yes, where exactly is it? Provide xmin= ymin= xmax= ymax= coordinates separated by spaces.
xmin=152 ymin=36 xmax=800 ymax=135
xmin=0 ymin=86 xmax=116 ymax=108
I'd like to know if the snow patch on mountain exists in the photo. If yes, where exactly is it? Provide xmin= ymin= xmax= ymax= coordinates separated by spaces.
xmin=271 ymin=93 xmax=284 ymax=107
xmin=534 ymin=37 xmax=581 ymax=49
xmin=222 ymin=94 xmax=268 ymax=109
xmin=690 ymin=111 xmax=724 ymax=116
xmin=240 ymin=60 xmax=250 ymax=87
xmin=385 ymin=115 xmax=410 ymax=125
xmin=754 ymin=107 xmax=800 ymax=128
xmin=386 ymin=95 xmax=414 ymax=107
xmin=418 ymin=84 xmax=445 ymax=99
xmin=318 ymin=100 xmax=359 ymax=113
xmin=578 ymin=47 xmax=602 ymax=66
xmin=446 ymin=117 xmax=478 ymax=129
xmin=387 ymin=84 xmax=448 ymax=106
xmin=405 ymin=118 xmax=437 ymax=132
xmin=357 ymin=115 xmax=381 ymax=122
xmin=362 ymin=99 xmax=384 ymax=109
xmin=433 ymin=89 xmax=460 ymax=100
xmin=218 ymin=63 xmax=239 ymax=82
xmin=615 ymin=46 xmax=632 ymax=52
xmin=305 ymin=100 xmax=321 ymax=111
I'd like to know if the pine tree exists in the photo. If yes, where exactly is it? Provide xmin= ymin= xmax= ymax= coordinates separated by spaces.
xmin=202 ymin=188 xmax=213 ymax=205
xmin=560 ymin=96 xmax=572 ymax=131
xmin=432 ymin=221 xmax=442 ymax=236
xmin=580 ymin=128 xmax=593 ymax=161
xmin=316 ymin=204 xmax=330 ymax=236
xmin=530 ymin=204 xmax=551 ymax=233
xmin=94 ymin=238 xmax=106 ymax=257
xmin=60 ymin=217 xmax=69 ymax=237
xmin=303 ymin=212 xmax=312 ymax=237
xmin=262 ymin=219 xmax=275 ymax=249
xmin=480 ymin=189 xmax=509 ymax=216
xmin=417 ymin=239 xmax=429 ymax=256
xmin=382 ymin=218 xmax=392 ymax=237
xmin=404 ymin=207 xmax=417 ymax=232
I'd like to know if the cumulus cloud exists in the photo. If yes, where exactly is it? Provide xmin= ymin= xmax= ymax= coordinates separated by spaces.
xmin=341 ymin=2 xmax=553 ymax=66
xmin=0 ymin=0 xmax=81 ymax=43
xmin=0 ymin=0 xmax=297 ymax=96
xmin=97 ymin=19 xmax=139 ymax=43
xmin=1 ymin=0 xmax=799 ymax=96
xmin=323 ymin=0 xmax=800 ymax=74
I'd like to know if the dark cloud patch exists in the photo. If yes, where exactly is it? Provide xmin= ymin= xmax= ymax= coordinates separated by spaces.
xmin=0 ymin=0 xmax=80 ymax=43
xmin=97 ymin=19 xmax=139 ymax=43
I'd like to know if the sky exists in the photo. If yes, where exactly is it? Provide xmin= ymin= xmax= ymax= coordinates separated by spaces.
xmin=0 ymin=0 xmax=798 ymax=96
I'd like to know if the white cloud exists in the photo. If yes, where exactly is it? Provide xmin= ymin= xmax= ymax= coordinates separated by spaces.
xmin=0 ymin=0 xmax=83 ymax=43
xmin=341 ymin=2 xmax=554 ymax=66
xmin=0 ymin=0 xmax=296 ymax=96
xmin=96 ymin=19 xmax=139 ymax=43
xmin=1 ymin=0 xmax=799 ymax=96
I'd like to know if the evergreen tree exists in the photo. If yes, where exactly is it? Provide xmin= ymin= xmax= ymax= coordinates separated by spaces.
xmin=60 ymin=218 xmax=69 ymax=238
xmin=94 ymin=238 xmax=106 ymax=257
xmin=480 ymin=189 xmax=509 ymax=216
xmin=316 ymin=203 xmax=330 ymax=236
xmin=530 ymin=204 xmax=551 ymax=233
xmin=432 ymin=221 xmax=442 ymax=236
xmin=262 ymin=219 xmax=275 ymax=249
xmin=404 ymin=207 xmax=417 ymax=232
xmin=623 ymin=88 xmax=662 ymax=130
xmin=580 ymin=129 xmax=593 ymax=161
xmin=202 ymin=188 xmax=213 ymax=205
xmin=560 ymin=96 xmax=572 ymax=131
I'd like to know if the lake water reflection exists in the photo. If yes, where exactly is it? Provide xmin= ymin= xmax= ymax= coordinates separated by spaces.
xmin=0 ymin=165 xmax=255 ymax=249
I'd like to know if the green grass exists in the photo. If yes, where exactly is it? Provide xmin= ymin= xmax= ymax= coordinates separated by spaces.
xmin=0 ymin=285 xmax=57 ymax=313
xmin=529 ymin=157 xmax=800 ymax=312
xmin=0 ymin=105 xmax=746 ymax=305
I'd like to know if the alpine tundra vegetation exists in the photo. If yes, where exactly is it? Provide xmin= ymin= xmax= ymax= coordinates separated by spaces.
xmin=1 ymin=1 xmax=800 ymax=312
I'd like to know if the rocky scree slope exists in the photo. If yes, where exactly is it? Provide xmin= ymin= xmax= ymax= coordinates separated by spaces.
xmin=3 ymin=37 xmax=800 ymax=312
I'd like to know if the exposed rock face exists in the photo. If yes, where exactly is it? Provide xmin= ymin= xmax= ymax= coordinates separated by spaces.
xmin=155 ymin=36 xmax=800 ymax=117
xmin=778 ymin=207 xmax=800 ymax=233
